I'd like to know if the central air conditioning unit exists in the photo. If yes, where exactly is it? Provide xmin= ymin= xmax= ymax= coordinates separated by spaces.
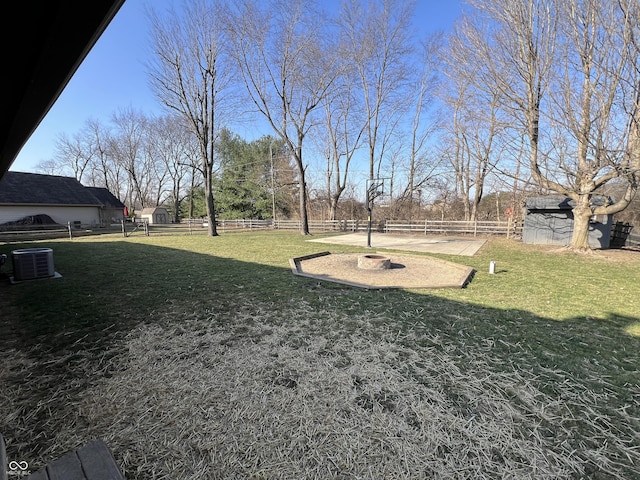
xmin=12 ymin=248 xmax=56 ymax=281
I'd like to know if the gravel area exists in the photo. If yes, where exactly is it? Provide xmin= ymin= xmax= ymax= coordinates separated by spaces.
xmin=291 ymin=251 xmax=475 ymax=289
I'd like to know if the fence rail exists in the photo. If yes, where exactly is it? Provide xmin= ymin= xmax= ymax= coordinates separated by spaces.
xmin=626 ymin=232 xmax=640 ymax=248
xmin=384 ymin=219 xmax=520 ymax=237
xmin=0 ymin=218 xmax=524 ymax=240
xmin=272 ymin=219 xmax=363 ymax=232
xmin=12 ymin=218 xmax=640 ymax=247
xmin=270 ymin=219 xmax=521 ymax=237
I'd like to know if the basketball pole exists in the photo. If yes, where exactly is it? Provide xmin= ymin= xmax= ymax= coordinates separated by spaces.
xmin=367 ymin=196 xmax=372 ymax=248
xmin=366 ymin=178 xmax=386 ymax=248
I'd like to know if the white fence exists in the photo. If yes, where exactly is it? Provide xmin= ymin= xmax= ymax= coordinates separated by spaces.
xmin=383 ymin=219 xmax=520 ymax=237
xmin=0 ymin=217 xmax=523 ymax=241
xmin=203 ymin=218 xmax=362 ymax=232
xmin=222 ymin=218 xmax=522 ymax=237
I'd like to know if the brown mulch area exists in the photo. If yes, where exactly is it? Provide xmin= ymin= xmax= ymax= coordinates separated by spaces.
xmin=294 ymin=252 xmax=474 ymax=289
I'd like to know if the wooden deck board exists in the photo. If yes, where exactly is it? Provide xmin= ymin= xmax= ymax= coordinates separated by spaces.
xmin=24 ymin=471 xmax=47 ymax=480
xmin=76 ymin=440 xmax=124 ymax=480
xmin=1 ymin=433 xmax=7 ymax=480
xmin=26 ymin=440 xmax=124 ymax=480
xmin=46 ymin=451 xmax=86 ymax=480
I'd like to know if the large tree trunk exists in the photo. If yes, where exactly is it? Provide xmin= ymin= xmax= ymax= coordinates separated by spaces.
xmin=570 ymin=196 xmax=592 ymax=251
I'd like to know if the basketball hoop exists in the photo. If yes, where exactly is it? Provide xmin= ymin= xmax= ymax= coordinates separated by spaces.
xmin=366 ymin=178 xmax=386 ymax=204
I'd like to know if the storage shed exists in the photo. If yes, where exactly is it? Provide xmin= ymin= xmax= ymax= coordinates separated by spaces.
xmin=522 ymin=195 xmax=613 ymax=249
xmin=139 ymin=207 xmax=170 ymax=224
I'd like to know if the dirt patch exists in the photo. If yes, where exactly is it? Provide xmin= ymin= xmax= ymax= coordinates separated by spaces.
xmin=584 ymin=247 xmax=640 ymax=262
xmin=535 ymin=244 xmax=640 ymax=263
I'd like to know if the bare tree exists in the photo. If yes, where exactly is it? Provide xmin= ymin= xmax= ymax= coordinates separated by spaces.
xmin=318 ymin=65 xmax=366 ymax=221
xmin=37 ymin=117 xmax=129 ymax=203
xmin=396 ymin=34 xmax=442 ymax=220
xmin=227 ymin=0 xmax=339 ymax=235
xmin=337 ymin=0 xmax=416 ymax=240
xmin=35 ymin=158 xmax=60 ymax=175
xmin=543 ymin=0 xmax=640 ymax=249
xmin=445 ymin=83 xmax=505 ymax=221
xmin=51 ymin=128 xmax=95 ymax=183
xmin=150 ymin=115 xmax=192 ymax=222
xmin=468 ymin=0 xmax=640 ymax=250
xmin=109 ymin=107 xmax=149 ymax=210
xmin=83 ymin=118 xmax=120 ymax=195
xmin=142 ymin=119 xmax=170 ymax=208
xmin=147 ymin=0 xmax=235 ymax=236
xmin=338 ymin=0 xmax=415 ymax=181
xmin=443 ymin=11 xmax=536 ymax=222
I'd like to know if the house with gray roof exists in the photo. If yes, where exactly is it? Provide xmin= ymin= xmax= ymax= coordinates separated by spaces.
xmin=0 ymin=171 xmax=124 ymax=228
xmin=85 ymin=186 xmax=126 ymax=225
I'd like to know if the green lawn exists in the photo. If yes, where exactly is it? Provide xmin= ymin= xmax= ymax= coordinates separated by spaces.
xmin=1 ymin=231 xmax=638 ymax=479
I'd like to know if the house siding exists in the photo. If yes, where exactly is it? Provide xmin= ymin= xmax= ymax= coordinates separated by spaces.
xmin=0 ymin=205 xmax=101 ymax=227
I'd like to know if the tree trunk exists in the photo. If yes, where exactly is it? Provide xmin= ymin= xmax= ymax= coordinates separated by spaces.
xmin=205 ymin=171 xmax=218 ymax=237
xmin=570 ymin=197 xmax=592 ymax=251
xmin=295 ymin=142 xmax=310 ymax=235
xmin=299 ymin=179 xmax=310 ymax=235
xmin=329 ymin=196 xmax=338 ymax=221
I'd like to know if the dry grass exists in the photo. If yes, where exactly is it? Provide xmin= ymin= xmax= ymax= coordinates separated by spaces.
xmin=1 ymin=234 xmax=639 ymax=479
xmin=3 ymin=295 xmax=638 ymax=479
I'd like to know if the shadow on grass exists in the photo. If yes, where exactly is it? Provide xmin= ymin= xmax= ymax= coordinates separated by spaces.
xmin=1 ymin=240 xmax=297 ymax=352
xmin=0 ymin=239 xmax=639 ymax=478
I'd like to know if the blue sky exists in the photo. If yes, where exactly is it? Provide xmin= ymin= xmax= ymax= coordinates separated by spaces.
xmin=10 ymin=0 xmax=464 ymax=173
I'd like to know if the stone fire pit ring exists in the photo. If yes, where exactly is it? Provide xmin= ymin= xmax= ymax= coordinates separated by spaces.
xmin=357 ymin=254 xmax=391 ymax=270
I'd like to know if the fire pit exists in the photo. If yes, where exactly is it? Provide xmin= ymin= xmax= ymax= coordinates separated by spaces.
xmin=290 ymin=251 xmax=475 ymax=289
xmin=357 ymin=254 xmax=391 ymax=270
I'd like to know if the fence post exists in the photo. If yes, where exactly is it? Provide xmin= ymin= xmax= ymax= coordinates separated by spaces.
xmin=68 ymin=221 xmax=73 ymax=240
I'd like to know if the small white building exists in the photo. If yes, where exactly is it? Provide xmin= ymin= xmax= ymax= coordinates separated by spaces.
xmin=139 ymin=207 xmax=170 ymax=224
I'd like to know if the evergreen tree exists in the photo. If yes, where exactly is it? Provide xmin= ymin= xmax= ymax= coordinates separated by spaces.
xmin=215 ymin=130 xmax=273 ymax=219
